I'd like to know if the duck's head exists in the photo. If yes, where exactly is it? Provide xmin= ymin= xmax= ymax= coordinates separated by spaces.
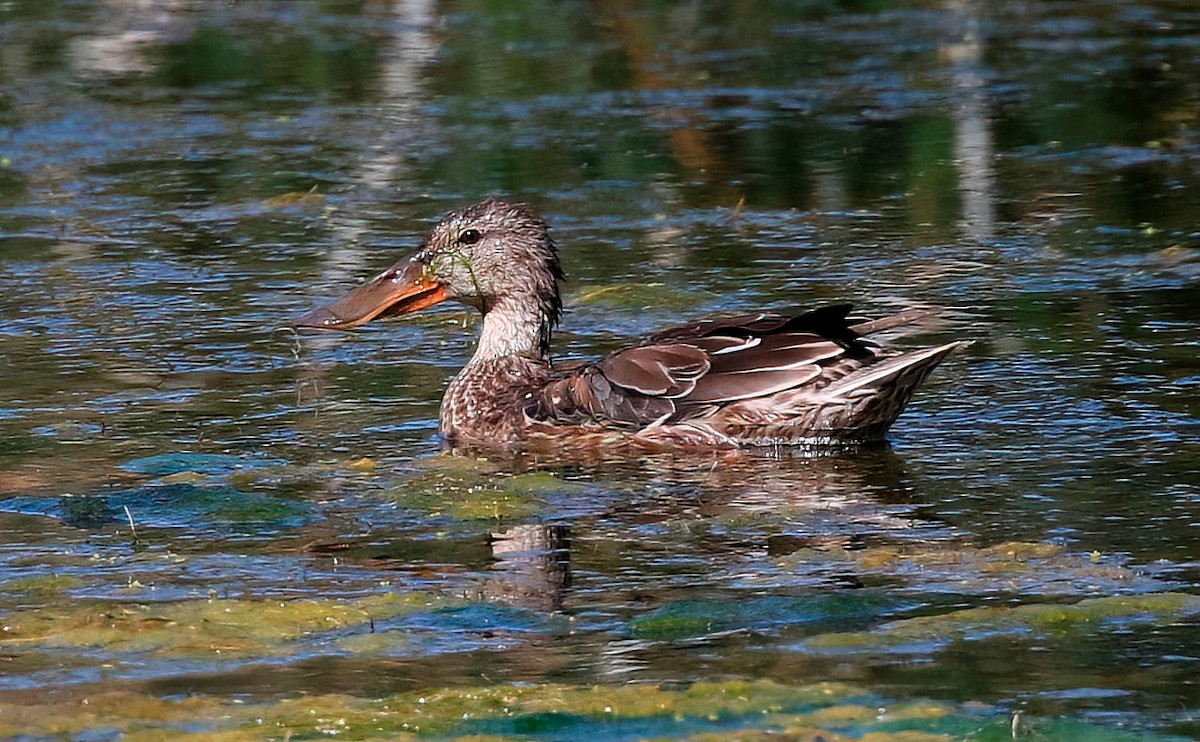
xmin=294 ymin=198 xmax=563 ymax=333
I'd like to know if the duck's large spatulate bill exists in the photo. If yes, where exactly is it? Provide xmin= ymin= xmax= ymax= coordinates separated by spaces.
xmin=292 ymin=257 xmax=447 ymax=331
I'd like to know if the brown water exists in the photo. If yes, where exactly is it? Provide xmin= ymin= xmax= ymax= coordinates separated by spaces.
xmin=1 ymin=0 xmax=1198 ymax=739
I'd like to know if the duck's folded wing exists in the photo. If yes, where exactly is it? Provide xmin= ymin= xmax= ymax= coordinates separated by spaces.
xmin=528 ymin=343 xmax=705 ymax=427
xmin=528 ymin=305 xmax=881 ymax=428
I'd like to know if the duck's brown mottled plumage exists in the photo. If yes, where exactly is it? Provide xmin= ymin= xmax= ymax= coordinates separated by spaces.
xmin=294 ymin=198 xmax=970 ymax=452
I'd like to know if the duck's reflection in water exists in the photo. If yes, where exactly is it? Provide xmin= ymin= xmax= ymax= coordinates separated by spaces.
xmin=481 ymin=444 xmax=952 ymax=613
xmin=309 ymin=444 xmax=953 ymax=617
xmin=485 ymin=523 xmax=571 ymax=612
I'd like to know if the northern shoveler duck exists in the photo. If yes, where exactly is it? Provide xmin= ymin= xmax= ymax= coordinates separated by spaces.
xmin=294 ymin=198 xmax=969 ymax=451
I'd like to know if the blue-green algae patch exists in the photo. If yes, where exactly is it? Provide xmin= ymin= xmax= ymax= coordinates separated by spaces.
xmin=799 ymin=592 xmax=1200 ymax=655
xmin=119 ymin=453 xmax=288 ymax=477
xmin=388 ymin=458 xmax=589 ymax=523
xmin=778 ymin=540 xmax=1170 ymax=596
xmin=334 ymin=602 xmax=569 ymax=656
xmin=628 ymin=591 xmax=912 ymax=641
xmin=0 ymin=483 xmax=312 ymax=530
xmin=0 ymin=572 xmax=86 ymax=596
xmin=0 ymin=591 xmax=460 ymax=661
xmin=0 ymin=679 xmax=1187 ymax=741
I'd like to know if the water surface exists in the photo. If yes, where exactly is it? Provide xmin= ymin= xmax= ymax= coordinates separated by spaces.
xmin=0 ymin=0 xmax=1198 ymax=739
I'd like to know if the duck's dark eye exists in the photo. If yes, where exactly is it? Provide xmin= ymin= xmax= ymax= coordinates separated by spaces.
xmin=457 ymin=229 xmax=482 ymax=245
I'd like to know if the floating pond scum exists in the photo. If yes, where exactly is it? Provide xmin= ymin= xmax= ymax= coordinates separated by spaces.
xmin=0 ymin=583 xmax=1197 ymax=738
xmin=0 ymin=679 xmax=1191 ymax=740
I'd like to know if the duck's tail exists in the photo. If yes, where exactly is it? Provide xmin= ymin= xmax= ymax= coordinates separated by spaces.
xmin=812 ymin=340 xmax=972 ymax=441
xmin=725 ymin=339 xmax=972 ymax=447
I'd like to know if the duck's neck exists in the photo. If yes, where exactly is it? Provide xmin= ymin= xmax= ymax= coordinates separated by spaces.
xmin=440 ymin=297 xmax=556 ymax=448
xmin=469 ymin=295 xmax=554 ymax=366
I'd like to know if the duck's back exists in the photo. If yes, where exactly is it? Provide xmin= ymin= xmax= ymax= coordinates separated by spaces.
xmin=527 ymin=304 xmax=969 ymax=448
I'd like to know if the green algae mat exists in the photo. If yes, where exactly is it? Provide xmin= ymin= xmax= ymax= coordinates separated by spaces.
xmin=0 ymin=679 xmax=1189 ymax=741
xmin=2 ymin=451 xmax=1198 ymax=739
xmin=1 ymin=585 xmax=1197 ymax=739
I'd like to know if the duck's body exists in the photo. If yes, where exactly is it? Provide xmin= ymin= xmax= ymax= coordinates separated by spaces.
xmin=295 ymin=198 xmax=968 ymax=452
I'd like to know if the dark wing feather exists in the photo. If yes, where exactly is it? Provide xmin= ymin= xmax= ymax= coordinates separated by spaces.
xmin=529 ymin=304 xmax=904 ymax=428
xmin=648 ymin=312 xmax=791 ymax=342
xmin=704 ymin=332 xmax=843 ymax=373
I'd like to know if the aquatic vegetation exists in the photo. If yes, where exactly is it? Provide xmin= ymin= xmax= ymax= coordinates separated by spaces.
xmin=800 ymin=592 xmax=1200 ymax=655
xmin=778 ymin=540 xmax=1173 ymax=596
xmin=628 ymin=592 xmax=912 ymax=641
xmin=0 ymin=591 xmax=454 ymax=659
xmin=0 ymin=483 xmax=312 ymax=530
xmin=0 ymin=572 xmax=86 ymax=596
xmin=388 ymin=459 xmax=588 ymax=523
xmin=119 ymin=453 xmax=288 ymax=477
xmin=0 ymin=679 xmax=1186 ymax=740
